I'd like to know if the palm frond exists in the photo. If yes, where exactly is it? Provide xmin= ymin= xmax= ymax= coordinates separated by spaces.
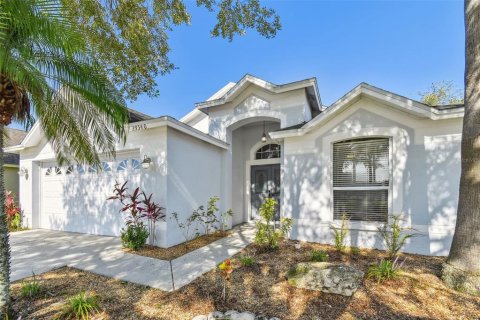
xmin=1 ymin=0 xmax=128 ymax=165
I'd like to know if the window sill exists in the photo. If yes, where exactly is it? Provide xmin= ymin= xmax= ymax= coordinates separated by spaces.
xmin=331 ymin=220 xmax=386 ymax=231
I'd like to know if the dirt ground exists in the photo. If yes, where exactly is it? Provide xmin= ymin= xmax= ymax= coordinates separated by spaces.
xmin=11 ymin=240 xmax=480 ymax=320
xmin=127 ymin=231 xmax=230 ymax=260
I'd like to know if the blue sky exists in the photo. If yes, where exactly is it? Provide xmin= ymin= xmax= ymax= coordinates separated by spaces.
xmin=132 ymin=0 xmax=464 ymax=120
xmin=10 ymin=0 xmax=465 ymax=129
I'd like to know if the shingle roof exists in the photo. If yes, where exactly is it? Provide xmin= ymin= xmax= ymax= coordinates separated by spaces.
xmin=4 ymin=127 xmax=27 ymax=148
xmin=3 ymin=127 xmax=27 ymax=166
xmin=128 ymin=108 xmax=153 ymax=123
xmin=432 ymin=104 xmax=464 ymax=110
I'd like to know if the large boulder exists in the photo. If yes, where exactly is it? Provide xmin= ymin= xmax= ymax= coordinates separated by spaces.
xmin=286 ymin=262 xmax=364 ymax=296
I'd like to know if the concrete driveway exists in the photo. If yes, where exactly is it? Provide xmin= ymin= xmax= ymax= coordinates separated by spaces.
xmin=10 ymin=224 xmax=256 ymax=291
xmin=10 ymin=229 xmax=174 ymax=291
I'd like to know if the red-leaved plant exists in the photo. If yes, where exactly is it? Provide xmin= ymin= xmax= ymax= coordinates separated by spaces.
xmin=5 ymin=190 xmax=21 ymax=231
xmin=108 ymin=181 xmax=166 ymax=246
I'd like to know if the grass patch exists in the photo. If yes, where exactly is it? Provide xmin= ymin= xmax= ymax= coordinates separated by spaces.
xmin=238 ymin=255 xmax=255 ymax=267
xmin=310 ymin=249 xmax=328 ymax=262
xmin=20 ymin=274 xmax=42 ymax=298
xmin=57 ymin=292 xmax=99 ymax=320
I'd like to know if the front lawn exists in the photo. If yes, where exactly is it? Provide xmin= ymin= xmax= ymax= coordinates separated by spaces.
xmin=11 ymin=241 xmax=480 ymax=319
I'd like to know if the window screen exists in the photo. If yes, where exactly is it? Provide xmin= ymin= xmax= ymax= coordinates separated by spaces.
xmin=333 ymin=138 xmax=389 ymax=222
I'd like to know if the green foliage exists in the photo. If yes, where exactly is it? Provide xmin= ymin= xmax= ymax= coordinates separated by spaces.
xmin=419 ymin=81 xmax=464 ymax=106
xmin=239 ymin=255 xmax=255 ymax=267
xmin=287 ymin=264 xmax=310 ymax=285
xmin=120 ymin=223 xmax=149 ymax=251
xmin=367 ymin=258 xmax=404 ymax=284
xmin=310 ymin=250 xmax=329 ymax=262
xmin=331 ymin=213 xmax=348 ymax=252
xmin=378 ymin=215 xmax=416 ymax=260
xmin=57 ymin=292 xmax=99 ymax=320
xmin=61 ymin=0 xmax=281 ymax=100
xmin=1 ymin=0 xmax=128 ymax=165
xmin=254 ymin=198 xmax=292 ymax=250
xmin=171 ymin=212 xmax=200 ymax=244
xmin=220 ymin=209 xmax=234 ymax=232
xmin=350 ymin=247 xmax=361 ymax=255
xmin=191 ymin=196 xmax=223 ymax=235
xmin=20 ymin=274 xmax=42 ymax=298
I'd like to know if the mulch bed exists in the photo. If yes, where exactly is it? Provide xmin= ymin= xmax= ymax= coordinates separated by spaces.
xmin=11 ymin=240 xmax=480 ymax=320
xmin=125 ymin=231 xmax=230 ymax=260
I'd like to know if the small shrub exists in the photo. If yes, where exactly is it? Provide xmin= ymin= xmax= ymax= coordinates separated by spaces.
xmin=21 ymin=274 xmax=42 ymax=298
xmin=171 ymin=212 xmax=200 ymax=246
xmin=287 ymin=264 xmax=310 ymax=285
xmin=58 ymin=292 xmax=99 ymax=320
xmin=378 ymin=214 xmax=417 ymax=260
xmin=367 ymin=257 xmax=405 ymax=284
xmin=218 ymin=259 xmax=234 ymax=301
xmin=108 ymin=180 xmax=166 ymax=246
xmin=350 ymin=246 xmax=361 ymax=255
xmin=239 ymin=255 xmax=255 ymax=267
xmin=5 ymin=190 xmax=22 ymax=231
xmin=191 ymin=196 xmax=224 ymax=236
xmin=331 ymin=213 xmax=348 ymax=252
xmin=254 ymin=198 xmax=292 ymax=250
xmin=310 ymin=249 xmax=328 ymax=262
xmin=121 ymin=223 xmax=149 ymax=250
xmin=220 ymin=208 xmax=233 ymax=232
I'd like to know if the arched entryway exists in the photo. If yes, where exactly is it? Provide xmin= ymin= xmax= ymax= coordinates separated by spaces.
xmin=226 ymin=117 xmax=282 ymax=225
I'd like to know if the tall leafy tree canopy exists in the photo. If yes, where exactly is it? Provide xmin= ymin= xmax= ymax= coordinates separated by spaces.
xmin=419 ymin=81 xmax=464 ymax=106
xmin=61 ymin=0 xmax=282 ymax=100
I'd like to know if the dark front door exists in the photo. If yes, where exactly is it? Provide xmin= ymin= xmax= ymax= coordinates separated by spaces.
xmin=251 ymin=164 xmax=281 ymax=220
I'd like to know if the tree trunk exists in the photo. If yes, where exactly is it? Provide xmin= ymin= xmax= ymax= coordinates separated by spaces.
xmin=0 ymin=126 xmax=11 ymax=315
xmin=442 ymin=0 xmax=480 ymax=294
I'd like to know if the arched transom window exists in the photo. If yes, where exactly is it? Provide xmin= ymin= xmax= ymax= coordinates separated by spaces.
xmin=255 ymin=144 xmax=281 ymax=160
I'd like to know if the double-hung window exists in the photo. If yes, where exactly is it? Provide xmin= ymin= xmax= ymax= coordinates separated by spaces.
xmin=332 ymin=138 xmax=390 ymax=222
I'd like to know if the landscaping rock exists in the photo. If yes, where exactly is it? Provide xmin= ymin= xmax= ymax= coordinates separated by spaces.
xmin=224 ymin=310 xmax=240 ymax=317
xmin=286 ymin=262 xmax=364 ymax=296
xmin=194 ymin=311 xmax=278 ymax=320
xmin=207 ymin=311 xmax=225 ymax=319
xmin=230 ymin=311 xmax=256 ymax=320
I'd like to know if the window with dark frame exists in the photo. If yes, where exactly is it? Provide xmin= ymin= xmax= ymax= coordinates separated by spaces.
xmin=255 ymin=144 xmax=281 ymax=160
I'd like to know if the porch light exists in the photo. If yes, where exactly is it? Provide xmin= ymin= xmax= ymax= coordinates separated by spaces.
xmin=141 ymin=155 xmax=152 ymax=169
xmin=18 ymin=167 xmax=28 ymax=178
xmin=261 ymin=121 xmax=267 ymax=143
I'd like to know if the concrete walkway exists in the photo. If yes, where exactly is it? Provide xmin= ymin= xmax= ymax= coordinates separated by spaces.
xmin=10 ymin=224 xmax=255 ymax=291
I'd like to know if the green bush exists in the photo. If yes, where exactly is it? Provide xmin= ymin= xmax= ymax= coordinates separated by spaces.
xmin=350 ymin=246 xmax=361 ymax=255
xmin=367 ymin=258 xmax=403 ymax=283
xmin=331 ymin=213 xmax=348 ymax=252
xmin=57 ymin=292 xmax=99 ymax=320
xmin=254 ymin=198 xmax=292 ymax=250
xmin=21 ymin=274 xmax=42 ymax=298
xmin=239 ymin=255 xmax=255 ymax=267
xmin=310 ymin=249 xmax=328 ymax=262
xmin=378 ymin=215 xmax=417 ymax=260
xmin=121 ymin=223 xmax=149 ymax=251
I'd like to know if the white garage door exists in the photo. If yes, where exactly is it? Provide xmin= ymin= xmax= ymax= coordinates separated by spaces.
xmin=40 ymin=156 xmax=142 ymax=236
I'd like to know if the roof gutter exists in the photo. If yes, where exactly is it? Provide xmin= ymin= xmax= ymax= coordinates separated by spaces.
xmin=270 ymin=84 xmax=465 ymax=140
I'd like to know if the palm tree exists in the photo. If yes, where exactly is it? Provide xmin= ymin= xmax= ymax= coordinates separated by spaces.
xmin=0 ymin=0 xmax=128 ymax=314
xmin=442 ymin=0 xmax=480 ymax=294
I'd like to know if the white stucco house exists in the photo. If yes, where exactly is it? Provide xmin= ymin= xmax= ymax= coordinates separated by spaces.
xmin=6 ymin=74 xmax=464 ymax=256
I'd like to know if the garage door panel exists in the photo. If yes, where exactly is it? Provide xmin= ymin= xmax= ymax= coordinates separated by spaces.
xmin=40 ymin=157 xmax=141 ymax=236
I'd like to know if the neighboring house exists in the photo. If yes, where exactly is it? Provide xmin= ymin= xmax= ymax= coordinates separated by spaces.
xmin=6 ymin=75 xmax=463 ymax=256
xmin=3 ymin=127 xmax=28 ymax=201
